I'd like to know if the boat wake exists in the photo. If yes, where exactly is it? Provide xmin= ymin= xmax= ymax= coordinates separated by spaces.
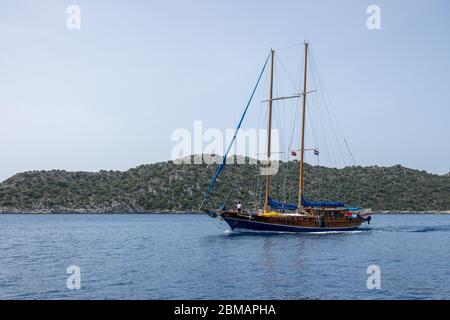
xmin=224 ymin=228 xmax=371 ymax=236
xmin=375 ymin=224 xmax=450 ymax=233
xmin=309 ymin=229 xmax=370 ymax=235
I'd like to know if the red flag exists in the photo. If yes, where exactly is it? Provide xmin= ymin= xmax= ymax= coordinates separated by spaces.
xmin=291 ymin=151 xmax=297 ymax=157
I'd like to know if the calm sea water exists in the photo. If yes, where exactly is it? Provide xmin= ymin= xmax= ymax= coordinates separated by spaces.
xmin=0 ymin=214 xmax=449 ymax=300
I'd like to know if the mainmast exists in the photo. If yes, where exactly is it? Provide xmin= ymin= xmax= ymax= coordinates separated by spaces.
xmin=264 ymin=49 xmax=275 ymax=213
xmin=298 ymin=42 xmax=309 ymax=212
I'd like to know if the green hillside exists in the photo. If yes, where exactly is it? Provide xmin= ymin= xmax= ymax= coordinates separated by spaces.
xmin=0 ymin=156 xmax=449 ymax=213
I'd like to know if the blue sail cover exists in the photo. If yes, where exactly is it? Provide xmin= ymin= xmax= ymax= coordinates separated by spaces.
xmin=268 ymin=196 xmax=345 ymax=209
xmin=268 ymin=197 xmax=297 ymax=210
xmin=302 ymin=196 xmax=345 ymax=208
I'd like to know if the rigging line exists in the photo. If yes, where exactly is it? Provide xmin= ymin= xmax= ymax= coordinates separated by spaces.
xmin=311 ymin=49 xmax=344 ymax=132
xmin=283 ymin=104 xmax=294 ymax=204
xmin=283 ymin=107 xmax=297 ymax=202
xmin=308 ymin=88 xmax=321 ymax=199
xmin=277 ymin=79 xmax=289 ymax=203
xmin=262 ymin=100 xmax=269 ymax=159
xmin=289 ymin=107 xmax=299 ymax=149
xmin=275 ymin=70 xmax=294 ymax=204
xmin=291 ymin=102 xmax=300 ymax=203
xmin=316 ymin=87 xmax=347 ymax=167
xmin=288 ymin=83 xmax=300 ymax=151
xmin=252 ymin=172 xmax=257 ymax=209
xmin=227 ymin=152 xmax=258 ymax=207
xmin=275 ymin=54 xmax=298 ymax=92
xmin=344 ymin=138 xmax=357 ymax=165
xmin=306 ymin=87 xmax=318 ymax=151
xmin=255 ymin=95 xmax=267 ymax=210
xmin=284 ymin=89 xmax=298 ymax=204
xmin=256 ymin=164 xmax=265 ymax=210
xmin=296 ymin=47 xmax=305 ymax=92
xmin=309 ymin=49 xmax=346 ymax=167
xmin=277 ymin=42 xmax=306 ymax=51
xmin=319 ymin=78 xmax=347 ymax=167
xmin=272 ymin=71 xmax=287 ymax=154
xmin=308 ymin=52 xmax=326 ymax=165
xmin=309 ymin=58 xmax=328 ymax=160
xmin=251 ymin=158 xmax=258 ymax=208
xmin=271 ymin=76 xmax=286 ymax=204
xmin=254 ymin=98 xmax=271 ymax=208
xmin=256 ymin=102 xmax=264 ymax=157
xmin=273 ymin=73 xmax=292 ymax=157
xmin=281 ymin=155 xmax=289 ymax=204
xmin=200 ymin=53 xmax=270 ymax=209
xmin=315 ymin=83 xmax=334 ymax=167
xmin=221 ymin=157 xmax=248 ymax=209
xmin=257 ymin=158 xmax=265 ymax=210
xmin=310 ymin=45 xmax=355 ymax=166
xmin=254 ymin=173 xmax=260 ymax=210
xmin=315 ymin=73 xmax=320 ymax=163
xmin=312 ymin=84 xmax=320 ymax=156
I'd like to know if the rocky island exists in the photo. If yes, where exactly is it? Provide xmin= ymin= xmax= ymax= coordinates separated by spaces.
xmin=0 ymin=156 xmax=449 ymax=214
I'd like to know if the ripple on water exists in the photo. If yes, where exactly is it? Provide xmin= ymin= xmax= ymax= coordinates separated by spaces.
xmin=0 ymin=214 xmax=448 ymax=299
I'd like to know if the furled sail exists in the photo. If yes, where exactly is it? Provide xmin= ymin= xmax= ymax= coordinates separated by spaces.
xmin=301 ymin=197 xmax=346 ymax=208
xmin=268 ymin=197 xmax=297 ymax=210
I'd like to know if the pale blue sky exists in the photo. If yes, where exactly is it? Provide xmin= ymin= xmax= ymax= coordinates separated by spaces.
xmin=1 ymin=0 xmax=449 ymax=181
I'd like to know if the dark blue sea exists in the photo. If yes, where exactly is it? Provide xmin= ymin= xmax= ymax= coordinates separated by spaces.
xmin=0 ymin=214 xmax=449 ymax=300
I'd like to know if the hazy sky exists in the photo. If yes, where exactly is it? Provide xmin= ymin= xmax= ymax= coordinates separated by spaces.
xmin=1 ymin=0 xmax=450 ymax=181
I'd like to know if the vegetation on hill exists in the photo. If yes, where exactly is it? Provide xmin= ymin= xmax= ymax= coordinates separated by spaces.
xmin=0 ymin=156 xmax=449 ymax=213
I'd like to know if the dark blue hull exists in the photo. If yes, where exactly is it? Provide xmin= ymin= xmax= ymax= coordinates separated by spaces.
xmin=223 ymin=216 xmax=361 ymax=233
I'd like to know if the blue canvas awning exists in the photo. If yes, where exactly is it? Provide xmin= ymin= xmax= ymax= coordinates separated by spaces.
xmin=268 ymin=196 xmax=346 ymax=209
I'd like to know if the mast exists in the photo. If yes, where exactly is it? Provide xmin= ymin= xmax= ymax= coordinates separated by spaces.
xmin=298 ymin=42 xmax=309 ymax=211
xmin=264 ymin=49 xmax=275 ymax=213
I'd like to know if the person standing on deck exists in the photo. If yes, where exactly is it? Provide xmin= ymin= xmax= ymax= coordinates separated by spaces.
xmin=237 ymin=202 xmax=243 ymax=212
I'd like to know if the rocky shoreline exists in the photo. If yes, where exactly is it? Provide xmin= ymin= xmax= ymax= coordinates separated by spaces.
xmin=372 ymin=210 xmax=450 ymax=215
xmin=0 ymin=207 xmax=449 ymax=215
xmin=0 ymin=207 xmax=203 ymax=214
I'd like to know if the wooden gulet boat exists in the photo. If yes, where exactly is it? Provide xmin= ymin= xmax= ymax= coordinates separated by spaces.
xmin=200 ymin=42 xmax=372 ymax=233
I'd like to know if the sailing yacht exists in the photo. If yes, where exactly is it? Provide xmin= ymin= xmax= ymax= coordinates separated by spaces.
xmin=200 ymin=42 xmax=372 ymax=232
